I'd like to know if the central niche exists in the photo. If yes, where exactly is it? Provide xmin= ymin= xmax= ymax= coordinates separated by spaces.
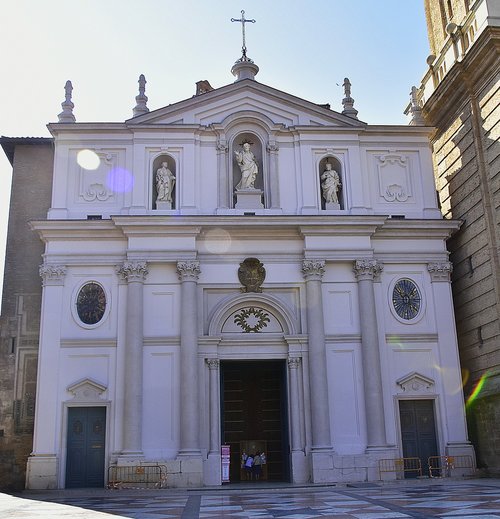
xmin=319 ymin=155 xmax=343 ymax=210
xmin=152 ymin=154 xmax=176 ymax=210
xmin=232 ymin=132 xmax=264 ymax=208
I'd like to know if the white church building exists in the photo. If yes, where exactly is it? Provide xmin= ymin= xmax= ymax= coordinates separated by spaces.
xmin=25 ymin=37 xmax=475 ymax=488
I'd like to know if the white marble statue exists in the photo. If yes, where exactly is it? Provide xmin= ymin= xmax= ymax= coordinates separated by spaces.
xmin=321 ymin=163 xmax=341 ymax=204
xmin=156 ymin=161 xmax=176 ymax=203
xmin=235 ymin=142 xmax=258 ymax=190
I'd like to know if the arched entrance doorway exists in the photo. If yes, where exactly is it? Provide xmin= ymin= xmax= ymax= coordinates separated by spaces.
xmin=221 ymin=359 xmax=290 ymax=482
xmin=208 ymin=294 xmax=299 ymax=483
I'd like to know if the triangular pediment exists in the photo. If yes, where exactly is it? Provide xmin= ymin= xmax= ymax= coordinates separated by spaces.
xmin=67 ymin=377 xmax=107 ymax=402
xmin=126 ymin=79 xmax=365 ymax=129
xmin=396 ymin=372 xmax=435 ymax=394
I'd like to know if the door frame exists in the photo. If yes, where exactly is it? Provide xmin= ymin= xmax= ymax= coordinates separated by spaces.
xmin=60 ymin=402 xmax=111 ymax=488
xmin=395 ymin=396 xmax=442 ymax=472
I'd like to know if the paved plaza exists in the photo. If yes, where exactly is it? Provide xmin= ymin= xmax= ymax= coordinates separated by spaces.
xmin=1 ymin=479 xmax=500 ymax=518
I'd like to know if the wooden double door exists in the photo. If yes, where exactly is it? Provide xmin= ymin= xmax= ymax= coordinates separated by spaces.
xmin=399 ymin=399 xmax=439 ymax=477
xmin=221 ymin=360 xmax=290 ymax=482
xmin=66 ymin=407 xmax=106 ymax=488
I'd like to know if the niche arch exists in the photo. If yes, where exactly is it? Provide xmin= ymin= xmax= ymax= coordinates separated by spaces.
xmin=152 ymin=153 xmax=176 ymax=210
xmin=220 ymin=112 xmax=278 ymax=210
xmin=231 ymin=132 xmax=264 ymax=207
xmin=319 ymin=155 xmax=344 ymax=210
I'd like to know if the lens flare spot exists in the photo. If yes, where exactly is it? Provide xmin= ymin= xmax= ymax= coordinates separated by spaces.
xmin=466 ymin=372 xmax=488 ymax=408
xmin=461 ymin=368 xmax=470 ymax=388
xmin=107 ymin=167 xmax=134 ymax=193
xmin=203 ymin=228 xmax=232 ymax=254
xmin=77 ymin=149 xmax=100 ymax=170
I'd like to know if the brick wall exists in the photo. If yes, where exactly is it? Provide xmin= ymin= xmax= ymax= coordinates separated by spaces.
xmin=0 ymin=142 xmax=53 ymax=490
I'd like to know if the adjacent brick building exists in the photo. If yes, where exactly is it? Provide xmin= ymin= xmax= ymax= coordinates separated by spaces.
xmin=415 ymin=0 xmax=500 ymax=474
xmin=0 ymin=138 xmax=53 ymax=489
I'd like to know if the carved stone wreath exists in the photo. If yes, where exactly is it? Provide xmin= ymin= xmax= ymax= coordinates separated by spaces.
xmin=234 ymin=307 xmax=270 ymax=333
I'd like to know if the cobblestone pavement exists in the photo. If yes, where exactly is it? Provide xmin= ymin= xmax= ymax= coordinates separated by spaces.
xmin=1 ymin=479 xmax=500 ymax=518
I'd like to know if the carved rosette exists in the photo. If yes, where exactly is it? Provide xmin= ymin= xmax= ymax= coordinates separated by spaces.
xmin=288 ymin=357 xmax=301 ymax=369
xmin=427 ymin=261 xmax=453 ymax=282
xmin=176 ymin=261 xmax=201 ymax=282
xmin=301 ymin=260 xmax=325 ymax=281
xmin=206 ymin=358 xmax=220 ymax=370
xmin=39 ymin=263 xmax=67 ymax=286
xmin=353 ymin=259 xmax=383 ymax=281
xmin=116 ymin=261 xmax=148 ymax=283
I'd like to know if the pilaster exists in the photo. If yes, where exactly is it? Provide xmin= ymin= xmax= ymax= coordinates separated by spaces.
xmin=177 ymin=261 xmax=202 ymax=458
xmin=353 ymin=259 xmax=388 ymax=451
xmin=27 ymin=263 xmax=67 ymax=489
xmin=116 ymin=261 xmax=148 ymax=460
xmin=428 ymin=261 xmax=473 ymax=455
xmin=301 ymin=260 xmax=332 ymax=460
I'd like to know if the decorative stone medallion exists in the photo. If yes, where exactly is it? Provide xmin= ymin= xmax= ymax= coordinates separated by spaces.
xmin=238 ymin=257 xmax=266 ymax=293
xmin=76 ymin=282 xmax=106 ymax=325
xmin=234 ymin=307 xmax=270 ymax=332
xmin=392 ymin=278 xmax=421 ymax=320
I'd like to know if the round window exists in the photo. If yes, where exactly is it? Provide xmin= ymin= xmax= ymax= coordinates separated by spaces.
xmin=392 ymin=278 xmax=421 ymax=320
xmin=76 ymin=282 xmax=106 ymax=325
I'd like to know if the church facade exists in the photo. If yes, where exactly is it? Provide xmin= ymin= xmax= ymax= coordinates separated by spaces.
xmin=3 ymin=53 xmax=475 ymax=488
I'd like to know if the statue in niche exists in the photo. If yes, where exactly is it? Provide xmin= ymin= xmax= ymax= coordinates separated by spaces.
xmin=156 ymin=161 xmax=176 ymax=203
xmin=235 ymin=142 xmax=258 ymax=190
xmin=321 ymin=163 xmax=342 ymax=205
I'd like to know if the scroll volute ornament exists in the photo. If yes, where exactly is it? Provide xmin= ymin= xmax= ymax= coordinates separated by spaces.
xmin=238 ymin=257 xmax=266 ymax=293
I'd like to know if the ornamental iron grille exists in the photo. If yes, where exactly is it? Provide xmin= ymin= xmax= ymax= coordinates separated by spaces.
xmin=392 ymin=278 xmax=421 ymax=320
xmin=76 ymin=282 xmax=106 ymax=325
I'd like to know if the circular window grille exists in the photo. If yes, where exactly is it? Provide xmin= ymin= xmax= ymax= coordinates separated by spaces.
xmin=76 ymin=282 xmax=106 ymax=325
xmin=392 ymin=278 xmax=421 ymax=320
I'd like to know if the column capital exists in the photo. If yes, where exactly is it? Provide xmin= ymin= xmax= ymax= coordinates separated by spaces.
xmin=116 ymin=261 xmax=148 ymax=283
xmin=206 ymin=358 xmax=220 ymax=370
xmin=353 ymin=259 xmax=383 ymax=281
xmin=427 ymin=261 xmax=453 ymax=282
xmin=288 ymin=357 xmax=301 ymax=369
xmin=177 ymin=260 xmax=201 ymax=281
xmin=39 ymin=263 xmax=67 ymax=286
xmin=301 ymin=260 xmax=325 ymax=280
xmin=266 ymin=141 xmax=279 ymax=153
xmin=216 ymin=140 xmax=228 ymax=153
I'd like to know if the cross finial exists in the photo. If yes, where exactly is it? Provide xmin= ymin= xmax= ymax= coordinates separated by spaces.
xmin=231 ymin=10 xmax=256 ymax=61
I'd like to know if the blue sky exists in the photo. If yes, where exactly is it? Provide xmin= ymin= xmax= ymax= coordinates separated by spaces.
xmin=0 ymin=1 xmax=430 ymax=299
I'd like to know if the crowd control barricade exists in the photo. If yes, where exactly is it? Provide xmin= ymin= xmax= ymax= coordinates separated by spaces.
xmin=428 ymin=455 xmax=475 ymax=478
xmin=107 ymin=463 xmax=167 ymax=489
xmin=378 ymin=457 xmax=422 ymax=479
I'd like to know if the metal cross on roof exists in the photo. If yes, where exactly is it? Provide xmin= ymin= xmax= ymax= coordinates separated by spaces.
xmin=231 ymin=10 xmax=256 ymax=59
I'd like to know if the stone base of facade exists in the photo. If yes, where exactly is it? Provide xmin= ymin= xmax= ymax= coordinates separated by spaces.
xmin=115 ymin=452 xmax=145 ymax=465
xmin=167 ymin=457 xmax=203 ymax=487
xmin=445 ymin=442 xmax=477 ymax=477
xmin=310 ymin=448 xmax=399 ymax=484
xmin=26 ymin=455 xmax=58 ymax=490
xmin=291 ymin=450 xmax=310 ymax=483
xmin=203 ymin=453 xmax=222 ymax=486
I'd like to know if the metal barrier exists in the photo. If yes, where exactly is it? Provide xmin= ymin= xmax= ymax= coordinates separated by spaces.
xmin=378 ymin=457 xmax=422 ymax=479
xmin=107 ymin=464 xmax=167 ymax=489
xmin=428 ymin=455 xmax=475 ymax=478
